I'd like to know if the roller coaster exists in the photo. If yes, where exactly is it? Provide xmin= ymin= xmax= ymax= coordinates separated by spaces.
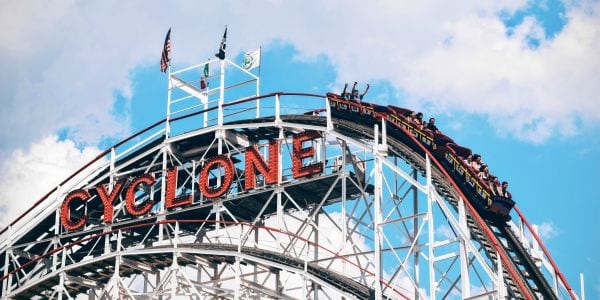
xmin=0 ymin=58 xmax=579 ymax=299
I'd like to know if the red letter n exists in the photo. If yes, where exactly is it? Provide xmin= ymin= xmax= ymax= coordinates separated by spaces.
xmin=245 ymin=140 xmax=279 ymax=190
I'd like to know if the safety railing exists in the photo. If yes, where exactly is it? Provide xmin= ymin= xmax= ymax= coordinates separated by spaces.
xmin=509 ymin=206 xmax=577 ymax=299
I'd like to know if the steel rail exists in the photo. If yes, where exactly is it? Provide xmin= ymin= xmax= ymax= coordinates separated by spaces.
xmin=0 ymin=219 xmax=410 ymax=300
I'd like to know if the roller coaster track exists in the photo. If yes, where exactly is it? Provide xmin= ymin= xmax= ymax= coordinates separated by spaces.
xmin=0 ymin=92 xmax=576 ymax=299
xmin=329 ymin=115 xmax=557 ymax=299
xmin=2 ymin=220 xmax=381 ymax=299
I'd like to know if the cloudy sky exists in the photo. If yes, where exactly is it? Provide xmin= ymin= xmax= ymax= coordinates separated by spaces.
xmin=1 ymin=0 xmax=599 ymax=297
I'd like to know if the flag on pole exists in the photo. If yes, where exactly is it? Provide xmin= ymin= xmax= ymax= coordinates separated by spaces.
xmin=160 ymin=28 xmax=172 ymax=73
xmin=200 ymin=63 xmax=209 ymax=90
xmin=242 ymin=48 xmax=261 ymax=71
xmin=215 ymin=26 xmax=227 ymax=60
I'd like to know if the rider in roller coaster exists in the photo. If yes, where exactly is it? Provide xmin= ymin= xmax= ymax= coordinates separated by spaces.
xmin=334 ymin=84 xmax=514 ymax=212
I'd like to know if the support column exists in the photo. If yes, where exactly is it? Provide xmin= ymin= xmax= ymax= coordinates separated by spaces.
xmin=412 ymin=169 xmax=420 ymax=300
xmin=497 ymin=253 xmax=505 ymax=299
xmin=341 ymin=140 xmax=347 ymax=276
xmin=276 ymin=127 xmax=284 ymax=236
xmin=275 ymin=94 xmax=281 ymax=124
xmin=234 ymin=257 xmax=241 ymax=300
xmin=580 ymin=273 xmax=585 ymax=300
xmin=53 ymin=192 xmax=62 ymax=299
xmin=458 ymin=197 xmax=471 ymax=298
xmin=113 ymin=230 xmax=122 ymax=300
xmin=155 ymin=271 xmax=161 ymax=300
xmin=325 ymin=96 xmax=333 ymax=131
xmin=159 ymin=147 xmax=168 ymax=242
xmin=58 ymin=246 xmax=67 ymax=300
xmin=312 ymin=213 xmax=320 ymax=300
xmin=2 ymin=226 xmax=12 ymax=299
xmin=426 ymin=155 xmax=436 ymax=299
xmin=373 ymin=124 xmax=383 ymax=300
xmin=302 ymin=276 xmax=309 ymax=299
xmin=171 ymin=223 xmax=179 ymax=299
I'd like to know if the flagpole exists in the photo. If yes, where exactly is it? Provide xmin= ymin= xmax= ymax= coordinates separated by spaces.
xmin=218 ymin=58 xmax=225 ymax=128
xmin=165 ymin=27 xmax=172 ymax=139
xmin=161 ymin=28 xmax=172 ymax=243
xmin=166 ymin=64 xmax=172 ymax=138
xmin=203 ymin=61 xmax=209 ymax=128
xmin=258 ymin=46 xmax=262 ymax=78
xmin=256 ymin=46 xmax=261 ymax=118
xmin=217 ymin=26 xmax=226 ymax=129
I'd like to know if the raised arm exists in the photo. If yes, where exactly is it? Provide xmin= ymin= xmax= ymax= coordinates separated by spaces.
xmin=361 ymin=84 xmax=370 ymax=97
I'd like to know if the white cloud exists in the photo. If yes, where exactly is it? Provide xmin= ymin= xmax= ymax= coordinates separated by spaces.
xmin=1 ymin=0 xmax=598 ymax=161
xmin=402 ymin=5 xmax=600 ymax=143
xmin=534 ymin=221 xmax=559 ymax=240
xmin=0 ymin=135 xmax=103 ymax=227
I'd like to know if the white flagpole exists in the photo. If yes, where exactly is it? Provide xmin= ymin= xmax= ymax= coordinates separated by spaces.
xmin=218 ymin=58 xmax=225 ymax=127
xmin=258 ymin=46 xmax=262 ymax=77
xmin=166 ymin=64 xmax=172 ymax=138
xmin=203 ymin=61 xmax=209 ymax=128
xmin=165 ymin=28 xmax=172 ymax=139
xmin=256 ymin=46 xmax=261 ymax=118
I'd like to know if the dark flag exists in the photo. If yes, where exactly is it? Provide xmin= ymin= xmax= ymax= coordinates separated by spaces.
xmin=215 ymin=27 xmax=227 ymax=60
xmin=160 ymin=28 xmax=172 ymax=72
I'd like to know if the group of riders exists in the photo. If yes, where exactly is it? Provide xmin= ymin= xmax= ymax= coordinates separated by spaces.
xmin=338 ymin=82 xmax=512 ymax=203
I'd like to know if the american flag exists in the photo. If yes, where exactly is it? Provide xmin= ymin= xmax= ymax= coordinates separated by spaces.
xmin=160 ymin=28 xmax=171 ymax=73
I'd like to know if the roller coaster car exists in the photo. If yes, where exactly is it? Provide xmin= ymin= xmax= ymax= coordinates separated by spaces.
xmin=442 ymin=143 xmax=514 ymax=222
xmin=326 ymin=93 xmax=514 ymax=222
xmin=488 ymin=196 xmax=515 ymax=220
xmin=327 ymin=93 xmax=377 ymax=125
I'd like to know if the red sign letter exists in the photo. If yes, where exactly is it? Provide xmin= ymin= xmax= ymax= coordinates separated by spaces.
xmin=125 ymin=174 xmax=156 ymax=216
xmin=166 ymin=167 xmax=192 ymax=209
xmin=244 ymin=140 xmax=279 ymax=190
xmin=60 ymin=190 xmax=90 ymax=231
xmin=199 ymin=155 xmax=234 ymax=198
xmin=292 ymin=131 xmax=323 ymax=179
xmin=95 ymin=180 xmax=124 ymax=223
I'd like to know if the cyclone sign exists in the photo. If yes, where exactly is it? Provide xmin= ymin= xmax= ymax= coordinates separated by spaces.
xmin=60 ymin=131 xmax=322 ymax=231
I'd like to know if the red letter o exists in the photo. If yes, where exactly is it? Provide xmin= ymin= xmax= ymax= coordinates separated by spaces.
xmin=199 ymin=155 xmax=234 ymax=198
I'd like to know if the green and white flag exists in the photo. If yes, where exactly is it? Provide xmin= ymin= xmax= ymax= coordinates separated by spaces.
xmin=242 ymin=48 xmax=261 ymax=70
xmin=200 ymin=63 xmax=209 ymax=90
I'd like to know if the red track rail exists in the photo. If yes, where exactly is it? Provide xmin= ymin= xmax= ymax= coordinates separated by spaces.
xmin=0 ymin=219 xmax=410 ymax=299
xmin=513 ymin=205 xmax=577 ymax=299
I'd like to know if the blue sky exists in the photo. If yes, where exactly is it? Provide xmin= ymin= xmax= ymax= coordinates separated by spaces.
xmin=0 ymin=0 xmax=598 ymax=298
